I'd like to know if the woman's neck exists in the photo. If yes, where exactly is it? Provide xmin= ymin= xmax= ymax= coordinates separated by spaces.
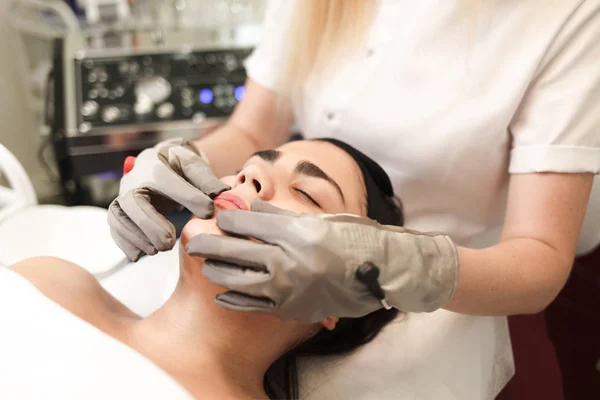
xmin=127 ymin=266 xmax=292 ymax=399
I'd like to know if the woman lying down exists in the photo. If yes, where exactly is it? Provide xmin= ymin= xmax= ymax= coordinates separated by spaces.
xmin=7 ymin=138 xmax=403 ymax=400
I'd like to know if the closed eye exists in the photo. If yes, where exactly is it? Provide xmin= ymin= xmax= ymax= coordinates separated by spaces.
xmin=293 ymin=188 xmax=321 ymax=208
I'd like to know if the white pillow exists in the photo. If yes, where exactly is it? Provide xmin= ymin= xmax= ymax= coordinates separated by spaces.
xmin=298 ymin=312 xmax=513 ymax=400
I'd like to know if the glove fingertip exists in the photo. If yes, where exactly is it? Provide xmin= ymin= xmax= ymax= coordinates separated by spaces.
xmin=215 ymin=210 xmax=249 ymax=232
xmin=207 ymin=182 xmax=231 ymax=198
xmin=126 ymin=249 xmax=143 ymax=262
xmin=251 ymin=198 xmax=277 ymax=213
xmin=189 ymin=200 xmax=215 ymax=220
xmin=251 ymin=198 xmax=298 ymax=217
xmin=214 ymin=295 xmax=243 ymax=310
xmin=185 ymin=233 xmax=218 ymax=256
xmin=216 ymin=291 xmax=276 ymax=308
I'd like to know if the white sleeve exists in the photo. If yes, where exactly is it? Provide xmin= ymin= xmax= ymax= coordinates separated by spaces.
xmin=509 ymin=2 xmax=600 ymax=174
xmin=243 ymin=0 xmax=296 ymax=91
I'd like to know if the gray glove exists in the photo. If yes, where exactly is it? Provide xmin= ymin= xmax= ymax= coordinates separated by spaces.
xmin=186 ymin=199 xmax=459 ymax=323
xmin=108 ymin=138 xmax=229 ymax=261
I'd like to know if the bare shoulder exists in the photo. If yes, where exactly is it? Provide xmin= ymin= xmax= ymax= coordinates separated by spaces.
xmin=9 ymin=257 xmax=138 ymax=324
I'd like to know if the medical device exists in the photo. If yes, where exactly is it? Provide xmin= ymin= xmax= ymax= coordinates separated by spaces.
xmin=10 ymin=0 xmax=261 ymax=206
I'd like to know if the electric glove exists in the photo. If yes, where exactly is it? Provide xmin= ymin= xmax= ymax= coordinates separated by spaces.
xmin=108 ymin=138 xmax=229 ymax=261
xmin=186 ymin=199 xmax=460 ymax=323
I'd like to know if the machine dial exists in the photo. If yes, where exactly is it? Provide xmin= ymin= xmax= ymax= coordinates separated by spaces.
xmin=134 ymin=76 xmax=172 ymax=116
xmin=102 ymin=106 xmax=122 ymax=123
xmin=134 ymin=96 xmax=153 ymax=116
xmin=135 ymin=76 xmax=171 ymax=103
xmin=157 ymin=102 xmax=175 ymax=119
xmin=81 ymin=100 xmax=99 ymax=117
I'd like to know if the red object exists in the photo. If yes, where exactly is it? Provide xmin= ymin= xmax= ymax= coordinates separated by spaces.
xmin=546 ymin=247 xmax=600 ymax=399
xmin=123 ymin=156 xmax=136 ymax=175
xmin=496 ymin=313 xmax=563 ymax=400
xmin=496 ymin=244 xmax=600 ymax=400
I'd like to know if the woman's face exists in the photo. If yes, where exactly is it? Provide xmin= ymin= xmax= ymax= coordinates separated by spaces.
xmin=179 ymin=140 xmax=367 ymax=339
xmin=181 ymin=140 xmax=367 ymax=240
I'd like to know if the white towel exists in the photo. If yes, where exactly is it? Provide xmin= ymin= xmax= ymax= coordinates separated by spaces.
xmin=0 ymin=267 xmax=193 ymax=400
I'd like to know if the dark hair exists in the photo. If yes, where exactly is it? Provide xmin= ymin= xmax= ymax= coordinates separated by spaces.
xmin=263 ymin=138 xmax=403 ymax=399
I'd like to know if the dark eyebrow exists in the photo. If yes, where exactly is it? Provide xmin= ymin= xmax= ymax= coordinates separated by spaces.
xmin=295 ymin=160 xmax=346 ymax=204
xmin=251 ymin=149 xmax=282 ymax=163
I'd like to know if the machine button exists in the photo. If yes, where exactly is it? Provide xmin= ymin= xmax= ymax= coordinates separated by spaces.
xmin=192 ymin=112 xmax=206 ymax=123
xmin=102 ymin=106 xmax=122 ymax=123
xmin=205 ymin=54 xmax=217 ymax=65
xmin=234 ymin=85 xmax=246 ymax=102
xmin=213 ymin=85 xmax=224 ymax=96
xmin=98 ymin=70 xmax=108 ymax=83
xmin=187 ymin=55 xmax=198 ymax=66
xmin=88 ymin=72 xmax=97 ymax=83
xmin=88 ymin=89 xmax=98 ymax=99
xmin=134 ymin=97 xmax=153 ymax=116
xmin=227 ymin=96 xmax=236 ymax=107
xmin=180 ymin=87 xmax=193 ymax=99
xmin=79 ymin=122 xmax=92 ymax=133
xmin=113 ymin=86 xmax=125 ymax=98
xmin=143 ymin=56 xmax=153 ymax=66
xmin=81 ymin=100 xmax=99 ymax=117
xmin=215 ymin=98 xmax=226 ymax=109
xmin=129 ymin=62 xmax=140 ymax=74
xmin=119 ymin=62 xmax=129 ymax=74
xmin=198 ymin=88 xmax=214 ymax=105
xmin=157 ymin=102 xmax=175 ymax=119
xmin=224 ymin=54 xmax=238 ymax=71
xmin=98 ymin=88 xmax=109 ymax=98
xmin=181 ymin=98 xmax=193 ymax=108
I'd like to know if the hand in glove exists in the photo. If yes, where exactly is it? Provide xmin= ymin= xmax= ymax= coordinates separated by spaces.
xmin=186 ymin=199 xmax=459 ymax=323
xmin=108 ymin=138 xmax=229 ymax=261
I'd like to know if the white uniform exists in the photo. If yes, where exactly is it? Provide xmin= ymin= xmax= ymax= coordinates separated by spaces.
xmin=244 ymin=1 xmax=600 ymax=399
xmin=246 ymin=0 xmax=600 ymax=247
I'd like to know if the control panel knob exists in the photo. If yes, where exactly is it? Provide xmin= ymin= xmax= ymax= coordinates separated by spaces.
xmin=81 ymin=100 xmax=99 ymax=117
xmin=135 ymin=76 xmax=171 ymax=103
xmin=134 ymin=96 xmax=153 ymax=116
xmin=224 ymin=54 xmax=238 ymax=71
xmin=102 ymin=106 xmax=121 ymax=123
xmin=135 ymin=76 xmax=172 ymax=112
xmin=157 ymin=102 xmax=175 ymax=119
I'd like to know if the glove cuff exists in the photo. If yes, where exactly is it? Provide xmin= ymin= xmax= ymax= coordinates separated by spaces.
xmin=381 ymin=230 xmax=460 ymax=313
xmin=440 ymin=235 xmax=460 ymax=305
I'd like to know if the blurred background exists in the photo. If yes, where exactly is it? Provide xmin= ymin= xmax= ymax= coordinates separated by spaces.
xmin=0 ymin=0 xmax=266 ymax=206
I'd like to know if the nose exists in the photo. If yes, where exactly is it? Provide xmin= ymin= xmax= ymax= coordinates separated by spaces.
xmin=235 ymin=164 xmax=274 ymax=200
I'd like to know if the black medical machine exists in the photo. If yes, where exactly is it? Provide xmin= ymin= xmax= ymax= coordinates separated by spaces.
xmin=49 ymin=41 xmax=250 ymax=205
xmin=8 ymin=0 xmax=261 ymax=206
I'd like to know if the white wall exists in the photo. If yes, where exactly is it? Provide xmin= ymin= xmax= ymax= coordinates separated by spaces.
xmin=0 ymin=0 xmax=58 ymax=201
